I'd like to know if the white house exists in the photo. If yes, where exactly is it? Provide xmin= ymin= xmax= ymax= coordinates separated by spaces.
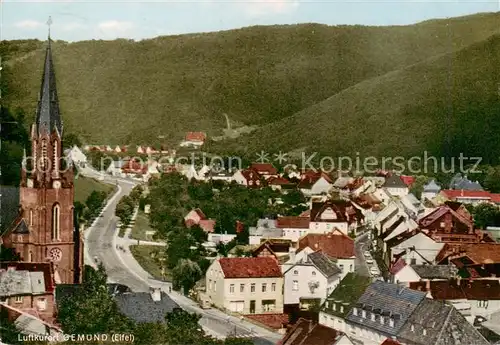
xmin=390 ymin=231 xmax=445 ymax=265
xmin=391 ymin=264 xmax=457 ymax=286
xmin=204 ymin=257 xmax=284 ymax=314
xmin=298 ymin=172 xmax=333 ymax=196
xmin=283 ymin=251 xmax=342 ymax=306
xmin=207 ymin=232 xmax=236 ymax=244
xmin=276 ymin=216 xmax=310 ymax=242
xmin=106 ymin=160 xmax=125 ymax=177
xmin=382 ymin=174 xmax=409 ymax=197
xmin=68 ymin=145 xmax=87 ymax=166
xmin=421 ymin=179 xmax=441 ymax=202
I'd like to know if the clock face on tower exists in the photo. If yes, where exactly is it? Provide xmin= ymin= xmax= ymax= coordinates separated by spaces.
xmin=49 ymin=248 xmax=62 ymax=262
xmin=53 ymin=180 xmax=61 ymax=189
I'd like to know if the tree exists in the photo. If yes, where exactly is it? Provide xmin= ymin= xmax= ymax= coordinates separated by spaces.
xmin=0 ymin=244 xmax=20 ymax=262
xmin=164 ymin=309 xmax=217 ymax=345
xmin=172 ymin=259 xmax=202 ymax=294
xmin=0 ymin=308 xmax=25 ymax=344
xmin=409 ymin=175 xmax=430 ymax=199
xmin=483 ymin=166 xmax=500 ymax=193
xmin=471 ymin=203 xmax=500 ymax=229
xmin=115 ymin=195 xmax=135 ymax=225
xmin=63 ymin=133 xmax=82 ymax=150
xmin=129 ymin=185 xmax=144 ymax=203
xmin=58 ymin=264 xmax=133 ymax=334
xmin=224 ymin=338 xmax=254 ymax=345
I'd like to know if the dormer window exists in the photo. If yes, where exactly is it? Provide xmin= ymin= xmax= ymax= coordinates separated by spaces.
xmin=371 ymin=313 xmax=375 ymax=321
xmin=362 ymin=310 xmax=366 ymax=318
xmin=332 ymin=303 xmax=336 ymax=311
xmin=423 ymin=328 xmax=427 ymax=336
xmin=340 ymin=305 xmax=344 ymax=313
xmin=389 ymin=318 xmax=394 ymax=327
xmin=411 ymin=324 xmax=415 ymax=332
xmin=380 ymin=316 xmax=384 ymax=325
xmin=353 ymin=307 xmax=358 ymax=316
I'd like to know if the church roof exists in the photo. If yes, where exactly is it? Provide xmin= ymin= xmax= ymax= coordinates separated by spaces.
xmin=0 ymin=186 xmax=19 ymax=234
xmin=12 ymin=219 xmax=30 ymax=234
xmin=36 ymin=39 xmax=62 ymax=137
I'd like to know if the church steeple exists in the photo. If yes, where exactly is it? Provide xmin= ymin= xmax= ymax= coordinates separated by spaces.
xmin=36 ymin=16 xmax=62 ymax=137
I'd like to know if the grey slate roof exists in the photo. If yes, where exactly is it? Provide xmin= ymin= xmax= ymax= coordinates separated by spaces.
xmin=0 ymin=270 xmax=45 ymax=297
xmin=423 ymin=179 xmax=441 ymax=192
xmin=449 ymin=174 xmax=483 ymax=191
xmin=411 ymin=265 xmax=457 ymax=279
xmin=114 ymin=291 xmax=179 ymax=323
xmin=307 ymin=251 xmax=341 ymax=279
xmin=36 ymin=40 xmax=63 ymax=137
xmin=12 ymin=219 xmax=30 ymax=234
xmin=346 ymin=281 xmax=426 ymax=336
xmin=398 ymin=298 xmax=489 ymax=345
xmin=0 ymin=186 xmax=19 ymax=234
xmin=383 ymin=175 xmax=407 ymax=188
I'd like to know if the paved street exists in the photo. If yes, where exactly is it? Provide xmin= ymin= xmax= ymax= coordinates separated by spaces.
xmin=354 ymin=231 xmax=371 ymax=277
xmin=81 ymin=167 xmax=281 ymax=344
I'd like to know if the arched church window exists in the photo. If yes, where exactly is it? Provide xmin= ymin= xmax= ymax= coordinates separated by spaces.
xmin=52 ymin=204 xmax=60 ymax=240
xmin=28 ymin=251 xmax=33 ymax=262
xmin=29 ymin=209 xmax=33 ymax=226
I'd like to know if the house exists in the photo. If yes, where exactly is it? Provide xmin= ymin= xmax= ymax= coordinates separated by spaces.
xmin=449 ymin=174 xmax=484 ymax=191
xmin=400 ymin=176 xmax=415 ymax=188
xmin=0 ymin=262 xmax=56 ymax=323
xmin=409 ymin=279 xmax=500 ymax=323
xmin=184 ymin=209 xmax=216 ymax=233
xmin=207 ymin=232 xmax=235 ymax=244
xmin=391 ymin=263 xmax=458 ymax=286
xmin=67 ymin=145 xmax=87 ymax=166
xmin=382 ymin=174 xmax=409 ymax=197
xmin=137 ymin=146 xmax=145 ymax=154
xmin=121 ymin=159 xmax=148 ymax=176
xmin=309 ymin=200 xmax=364 ymax=235
xmin=298 ymin=171 xmax=333 ymax=196
xmin=278 ymin=318 xmax=354 ymax=345
xmin=232 ymin=169 xmax=264 ymax=188
xmin=204 ymin=257 xmax=284 ymax=314
xmin=438 ymin=189 xmax=492 ymax=205
xmin=253 ymin=239 xmax=294 ymax=263
xmin=283 ymin=251 xmax=342 ymax=307
xmin=390 ymin=231 xmax=445 ymax=265
xmin=399 ymin=193 xmax=425 ymax=219
xmin=276 ymin=216 xmax=310 ymax=242
xmin=268 ymin=176 xmax=295 ymax=192
xmin=319 ymin=273 xmax=372 ymax=333
xmin=436 ymin=242 xmax=500 ymax=266
xmin=297 ymin=230 xmax=356 ymax=279
xmin=205 ymin=169 xmax=234 ymax=183
xmin=421 ymin=179 xmax=441 ymax=201
xmin=249 ymin=219 xmax=283 ymax=245
xmin=114 ymin=288 xmax=180 ymax=323
xmin=106 ymin=160 xmax=125 ymax=177
xmin=180 ymin=132 xmax=206 ymax=148
xmin=250 ymin=163 xmax=278 ymax=179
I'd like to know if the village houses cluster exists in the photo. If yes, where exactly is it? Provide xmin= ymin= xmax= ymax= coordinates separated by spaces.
xmin=176 ymin=163 xmax=500 ymax=345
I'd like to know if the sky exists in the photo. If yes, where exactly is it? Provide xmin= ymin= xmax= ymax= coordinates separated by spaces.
xmin=1 ymin=0 xmax=499 ymax=42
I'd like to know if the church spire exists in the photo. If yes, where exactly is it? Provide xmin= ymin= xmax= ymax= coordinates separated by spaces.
xmin=36 ymin=16 xmax=62 ymax=137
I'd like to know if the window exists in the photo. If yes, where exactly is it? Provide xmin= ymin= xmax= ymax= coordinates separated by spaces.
xmin=15 ymin=296 xmax=23 ymax=303
xmin=28 ymin=251 xmax=33 ymax=262
xmin=37 ymin=298 xmax=47 ymax=311
xmin=251 ymin=283 xmax=256 ymax=293
xmin=410 ymin=258 xmax=417 ymax=265
xmin=332 ymin=303 xmax=336 ymax=311
xmin=262 ymin=300 xmax=276 ymax=312
xmin=52 ymin=204 xmax=60 ymax=240
xmin=440 ymin=222 xmax=445 ymax=228
xmin=271 ymin=283 xmax=276 ymax=292
xmin=349 ymin=265 xmax=353 ymax=272
xmin=340 ymin=305 xmax=344 ymax=313
xmin=380 ymin=316 xmax=384 ymax=325
xmin=229 ymin=284 xmax=235 ymax=293
xmin=389 ymin=318 xmax=394 ymax=327
xmin=362 ymin=310 xmax=366 ymax=318
xmin=29 ymin=209 xmax=33 ymax=226
xmin=371 ymin=313 xmax=375 ymax=321
xmin=339 ymin=264 xmax=344 ymax=272
xmin=312 ymin=271 xmax=316 ymax=276
xmin=353 ymin=307 xmax=358 ymax=316
xmin=53 ymin=142 xmax=58 ymax=173
xmin=262 ymin=283 xmax=267 ymax=292
xmin=293 ymin=270 xmax=298 ymax=275
xmin=41 ymin=140 xmax=48 ymax=169
xmin=411 ymin=324 xmax=415 ymax=332
xmin=240 ymin=284 xmax=245 ymax=293
xmin=423 ymin=328 xmax=427 ymax=336
xmin=292 ymin=280 xmax=299 ymax=291
xmin=214 ymin=283 xmax=217 ymax=292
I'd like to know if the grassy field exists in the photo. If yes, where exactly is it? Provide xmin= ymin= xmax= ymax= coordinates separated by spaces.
xmin=2 ymin=12 xmax=500 ymax=160
xmin=74 ymin=176 xmax=115 ymax=203
xmin=131 ymin=211 xmax=157 ymax=241
xmin=130 ymin=245 xmax=170 ymax=281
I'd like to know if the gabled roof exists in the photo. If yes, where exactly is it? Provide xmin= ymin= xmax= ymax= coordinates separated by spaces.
xmin=321 ymin=273 xmax=371 ymax=318
xmin=380 ymin=339 xmax=401 ymax=345
xmin=277 ymin=216 xmax=310 ymax=229
xmin=36 ymin=40 xmax=63 ymax=136
xmin=268 ymin=176 xmax=293 ymax=185
xmin=306 ymin=251 xmax=341 ymax=278
xmin=400 ymin=175 xmax=415 ymax=187
xmin=250 ymin=163 xmax=278 ymax=175
xmin=310 ymin=200 xmax=363 ymax=224
xmin=184 ymin=132 xmax=206 ymax=142
xmin=398 ymin=298 xmax=489 ymax=345
xmin=297 ymin=171 xmax=333 ymax=189
xmin=411 ymin=265 xmax=457 ymax=280
xmin=12 ymin=218 xmax=30 ymax=234
xmin=218 ymin=257 xmax=282 ymax=278
xmin=278 ymin=318 xmax=342 ymax=345
xmin=423 ymin=179 xmax=441 ymax=192
xmin=436 ymin=243 xmax=500 ymax=265
xmin=382 ymin=174 xmax=407 ymax=188
xmin=449 ymin=174 xmax=484 ymax=191
xmin=346 ymin=281 xmax=427 ymax=336
xmin=298 ymin=231 xmax=355 ymax=259
xmin=418 ymin=205 xmax=473 ymax=230
xmin=114 ymin=291 xmax=179 ymax=323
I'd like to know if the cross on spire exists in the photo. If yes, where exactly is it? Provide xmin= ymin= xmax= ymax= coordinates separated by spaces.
xmin=47 ymin=16 xmax=53 ymax=39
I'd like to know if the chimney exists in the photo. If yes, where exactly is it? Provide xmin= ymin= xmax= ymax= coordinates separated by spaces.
xmin=151 ymin=287 xmax=161 ymax=302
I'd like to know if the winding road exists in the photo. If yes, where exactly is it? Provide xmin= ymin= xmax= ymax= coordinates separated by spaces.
xmin=80 ymin=167 xmax=280 ymax=344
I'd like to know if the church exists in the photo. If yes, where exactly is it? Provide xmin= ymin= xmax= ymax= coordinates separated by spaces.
xmin=1 ymin=34 xmax=84 ymax=285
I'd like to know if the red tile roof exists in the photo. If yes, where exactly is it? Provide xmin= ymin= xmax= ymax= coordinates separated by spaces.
xmin=250 ymin=163 xmax=278 ymax=175
xmin=246 ymin=314 xmax=289 ymax=329
xmin=440 ymin=190 xmax=492 ymax=199
xmin=491 ymin=194 xmax=500 ymax=203
xmin=400 ymin=175 xmax=415 ymax=187
xmin=309 ymin=200 xmax=363 ymax=224
xmin=278 ymin=318 xmax=341 ymax=345
xmin=277 ymin=216 xmax=310 ymax=229
xmin=121 ymin=160 xmax=147 ymax=174
xmin=268 ymin=176 xmax=292 ymax=185
xmin=409 ymin=279 xmax=500 ymax=300
xmin=298 ymin=231 xmax=355 ymax=259
xmin=297 ymin=171 xmax=333 ymax=189
xmin=199 ymin=219 xmax=216 ymax=233
xmin=381 ymin=339 xmax=402 ymax=345
xmin=185 ymin=132 xmax=206 ymax=142
xmin=218 ymin=257 xmax=282 ymax=278
xmin=389 ymin=256 xmax=407 ymax=275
